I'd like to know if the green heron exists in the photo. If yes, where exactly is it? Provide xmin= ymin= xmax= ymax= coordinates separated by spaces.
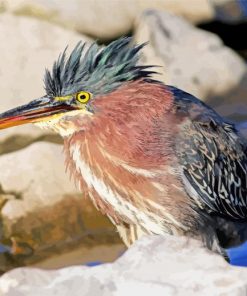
xmin=0 ymin=37 xmax=246 ymax=258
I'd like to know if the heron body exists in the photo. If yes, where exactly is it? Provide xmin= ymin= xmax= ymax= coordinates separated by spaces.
xmin=63 ymin=81 xmax=197 ymax=245
xmin=0 ymin=38 xmax=247 ymax=257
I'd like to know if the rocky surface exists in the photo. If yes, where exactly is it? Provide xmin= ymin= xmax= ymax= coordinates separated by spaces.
xmin=0 ymin=0 xmax=214 ymax=39
xmin=134 ymin=10 xmax=247 ymax=101
xmin=0 ymin=235 xmax=247 ymax=296
xmin=207 ymin=71 xmax=247 ymax=123
xmin=0 ymin=142 xmax=121 ymax=272
xmin=1 ymin=0 xmax=246 ymax=40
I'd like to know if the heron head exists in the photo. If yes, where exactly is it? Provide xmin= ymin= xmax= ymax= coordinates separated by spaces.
xmin=0 ymin=37 xmax=157 ymax=137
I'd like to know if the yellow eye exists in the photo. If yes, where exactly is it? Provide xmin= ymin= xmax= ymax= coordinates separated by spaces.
xmin=76 ymin=91 xmax=91 ymax=104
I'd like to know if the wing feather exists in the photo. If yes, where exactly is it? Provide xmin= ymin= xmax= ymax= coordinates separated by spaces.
xmin=178 ymin=119 xmax=247 ymax=219
xmin=167 ymin=85 xmax=247 ymax=220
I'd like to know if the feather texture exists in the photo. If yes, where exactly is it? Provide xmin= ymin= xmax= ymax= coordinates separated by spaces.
xmin=171 ymin=86 xmax=247 ymax=220
xmin=44 ymin=37 xmax=157 ymax=97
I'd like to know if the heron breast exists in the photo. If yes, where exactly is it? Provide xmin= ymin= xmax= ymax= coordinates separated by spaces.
xmin=69 ymin=143 xmax=172 ymax=235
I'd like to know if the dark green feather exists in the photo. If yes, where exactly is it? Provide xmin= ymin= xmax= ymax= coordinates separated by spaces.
xmin=44 ymin=37 xmax=157 ymax=97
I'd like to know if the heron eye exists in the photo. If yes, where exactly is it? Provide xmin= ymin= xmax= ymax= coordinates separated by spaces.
xmin=76 ymin=91 xmax=91 ymax=104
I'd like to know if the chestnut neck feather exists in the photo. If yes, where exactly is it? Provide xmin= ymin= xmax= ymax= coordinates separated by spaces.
xmin=64 ymin=80 xmax=183 ymax=171
xmin=86 ymin=80 xmax=177 ymax=168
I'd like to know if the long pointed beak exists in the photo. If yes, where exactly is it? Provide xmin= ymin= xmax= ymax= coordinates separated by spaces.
xmin=0 ymin=96 xmax=75 ymax=130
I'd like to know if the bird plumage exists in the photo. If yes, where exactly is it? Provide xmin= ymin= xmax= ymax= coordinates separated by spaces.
xmin=170 ymin=86 xmax=247 ymax=220
xmin=44 ymin=37 xmax=156 ymax=97
xmin=61 ymin=77 xmax=247 ymax=253
xmin=0 ymin=37 xmax=247 ymax=258
xmin=63 ymin=81 xmax=196 ymax=235
xmin=39 ymin=38 xmax=247 ymax=254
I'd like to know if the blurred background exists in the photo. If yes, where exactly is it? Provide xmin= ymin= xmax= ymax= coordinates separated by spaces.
xmin=0 ymin=0 xmax=246 ymax=273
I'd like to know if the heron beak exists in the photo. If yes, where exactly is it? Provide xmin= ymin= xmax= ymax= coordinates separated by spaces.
xmin=0 ymin=96 xmax=75 ymax=130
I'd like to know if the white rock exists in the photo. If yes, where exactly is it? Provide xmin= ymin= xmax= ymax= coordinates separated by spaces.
xmin=0 ymin=235 xmax=246 ymax=296
xmin=0 ymin=142 xmax=77 ymax=220
xmin=0 ymin=0 xmax=214 ymax=39
xmin=134 ymin=10 xmax=247 ymax=100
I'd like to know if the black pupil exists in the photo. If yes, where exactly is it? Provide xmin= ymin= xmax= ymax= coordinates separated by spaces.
xmin=80 ymin=94 xmax=86 ymax=100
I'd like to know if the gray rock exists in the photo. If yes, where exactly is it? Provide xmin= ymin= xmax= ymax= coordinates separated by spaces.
xmin=0 ymin=235 xmax=247 ymax=296
xmin=207 ymin=72 xmax=247 ymax=123
xmin=0 ymin=0 xmax=214 ymax=39
xmin=134 ymin=10 xmax=247 ymax=101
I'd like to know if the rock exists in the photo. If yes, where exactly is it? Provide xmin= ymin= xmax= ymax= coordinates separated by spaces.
xmin=134 ymin=10 xmax=247 ymax=101
xmin=0 ymin=235 xmax=247 ymax=296
xmin=0 ymin=0 xmax=214 ymax=39
xmin=0 ymin=142 xmax=121 ymax=272
xmin=0 ymin=14 xmax=91 ymax=152
xmin=0 ymin=125 xmax=62 ymax=156
xmin=206 ymin=70 xmax=247 ymax=124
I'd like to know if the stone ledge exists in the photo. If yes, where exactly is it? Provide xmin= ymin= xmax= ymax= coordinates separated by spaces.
xmin=0 ymin=235 xmax=246 ymax=296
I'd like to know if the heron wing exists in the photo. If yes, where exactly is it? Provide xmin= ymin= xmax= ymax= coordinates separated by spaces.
xmin=168 ymin=85 xmax=247 ymax=220
xmin=177 ymin=112 xmax=247 ymax=220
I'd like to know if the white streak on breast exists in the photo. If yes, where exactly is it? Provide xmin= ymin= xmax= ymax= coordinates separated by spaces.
xmin=145 ymin=199 xmax=188 ymax=231
xmin=98 ymin=144 xmax=162 ymax=177
xmin=70 ymin=144 xmax=167 ymax=235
